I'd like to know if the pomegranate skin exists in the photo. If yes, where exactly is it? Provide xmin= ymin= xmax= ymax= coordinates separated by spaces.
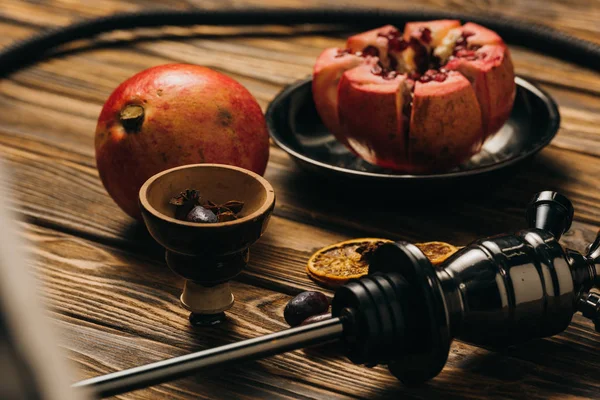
xmin=408 ymin=72 xmax=483 ymax=172
xmin=446 ymin=44 xmax=516 ymax=138
xmin=337 ymin=63 xmax=408 ymax=169
xmin=312 ymin=48 xmax=366 ymax=147
xmin=95 ymin=64 xmax=270 ymax=220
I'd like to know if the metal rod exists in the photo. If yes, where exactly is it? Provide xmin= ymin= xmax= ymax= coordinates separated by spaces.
xmin=72 ymin=317 xmax=345 ymax=398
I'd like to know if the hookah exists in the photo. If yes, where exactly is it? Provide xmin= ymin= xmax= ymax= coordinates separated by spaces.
xmin=73 ymin=191 xmax=600 ymax=398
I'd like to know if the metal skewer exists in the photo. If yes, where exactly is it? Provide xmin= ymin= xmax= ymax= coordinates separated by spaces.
xmin=72 ymin=317 xmax=344 ymax=398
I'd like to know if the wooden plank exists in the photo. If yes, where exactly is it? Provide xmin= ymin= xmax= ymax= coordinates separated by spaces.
xmin=1 ymin=22 xmax=598 ymax=96
xmin=26 ymin=222 xmax=600 ymax=400
xmin=1 ymin=3 xmax=600 ymax=98
xmin=1 ymin=1 xmax=599 ymax=398
xmin=2 ymin=0 xmax=600 ymax=45
xmin=26 ymin=223 xmax=353 ymax=400
xmin=1 ymin=128 xmax=600 ymax=298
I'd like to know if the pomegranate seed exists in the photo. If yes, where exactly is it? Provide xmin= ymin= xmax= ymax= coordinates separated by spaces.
xmin=433 ymin=72 xmax=447 ymax=82
xmin=388 ymin=37 xmax=410 ymax=51
xmin=417 ymin=69 xmax=448 ymax=83
xmin=371 ymin=64 xmax=383 ymax=75
xmin=383 ymin=70 xmax=398 ymax=80
xmin=362 ymin=46 xmax=379 ymax=57
xmin=452 ymin=32 xmax=479 ymax=58
xmin=378 ymin=29 xmax=400 ymax=39
xmin=419 ymin=27 xmax=432 ymax=44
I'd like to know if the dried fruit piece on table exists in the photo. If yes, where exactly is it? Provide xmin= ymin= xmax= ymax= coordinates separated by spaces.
xmin=284 ymin=291 xmax=330 ymax=327
xmin=414 ymin=241 xmax=460 ymax=265
xmin=307 ymin=238 xmax=393 ymax=288
xmin=307 ymin=238 xmax=461 ymax=288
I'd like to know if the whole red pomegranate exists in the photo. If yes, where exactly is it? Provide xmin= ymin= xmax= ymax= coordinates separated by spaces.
xmin=95 ymin=64 xmax=270 ymax=220
xmin=312 ymin=21 xmax=515 ymax=172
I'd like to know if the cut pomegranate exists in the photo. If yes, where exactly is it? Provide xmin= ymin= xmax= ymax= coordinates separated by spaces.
xmin=311 ymin=21 xmax=515 ymax=172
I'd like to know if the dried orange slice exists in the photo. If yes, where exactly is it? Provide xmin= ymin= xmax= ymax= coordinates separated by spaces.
xmin=307 ymin=238 xmax=392 ymax=288
xmin=307 ymin=238 xmax=460 ymax=288
xmin=414 ymin=241 xmax=460 ymax=266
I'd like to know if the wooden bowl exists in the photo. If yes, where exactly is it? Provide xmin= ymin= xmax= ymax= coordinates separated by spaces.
xmin=139 ymin=164 xmax=275 ymax=317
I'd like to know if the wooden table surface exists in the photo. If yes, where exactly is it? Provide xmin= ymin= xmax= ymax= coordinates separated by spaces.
xmin=1 ymin=1 xmax=599 ymax=399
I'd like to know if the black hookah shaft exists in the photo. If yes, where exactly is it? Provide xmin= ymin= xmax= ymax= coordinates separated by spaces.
xmin=72 ymin=317 xmax=344 ymax=398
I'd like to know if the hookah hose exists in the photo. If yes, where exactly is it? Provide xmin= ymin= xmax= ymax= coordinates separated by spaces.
xmin=0 ymin=8 xmax=600 ymax=77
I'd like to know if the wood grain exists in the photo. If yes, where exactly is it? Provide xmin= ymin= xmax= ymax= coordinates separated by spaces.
xmin=26 ymin=222 xmax=600 ymax=400
xmin=0 ymin=0 xmax=599 ymax=398
xmin=1 ymin=125 xmax=599 ymax=296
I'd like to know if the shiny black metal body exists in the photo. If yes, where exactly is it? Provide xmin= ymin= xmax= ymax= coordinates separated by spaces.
xmin=439 ymin=228 xmax=575 ymax=345
xmin=334 ymin=191 xmax=599 ymax=383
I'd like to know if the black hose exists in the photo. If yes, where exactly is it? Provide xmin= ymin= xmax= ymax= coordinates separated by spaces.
xmin=0 ymin=8 xmax=599 ymax=78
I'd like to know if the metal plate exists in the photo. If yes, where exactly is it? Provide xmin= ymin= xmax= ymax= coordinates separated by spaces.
xmin=266 ymin=77 xmax=560 ymax=184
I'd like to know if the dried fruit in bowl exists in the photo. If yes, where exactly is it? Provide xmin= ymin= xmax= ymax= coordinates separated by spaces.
xmin=169 ymin=189 xmax=245 ymax=223
xmin=312 ymin=20 xmax=516 ymax=172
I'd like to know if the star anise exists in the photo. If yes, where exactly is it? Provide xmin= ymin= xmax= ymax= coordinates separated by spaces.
xmin=169 ymin=189 xmax=201 ymax=206
xmin=221 ymin=200 xmax=244 ymax=214
xmin=202 ymin=199 xmax=245 ymax=219
xmin=217 ymin=211 xmax=238 ymax=222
